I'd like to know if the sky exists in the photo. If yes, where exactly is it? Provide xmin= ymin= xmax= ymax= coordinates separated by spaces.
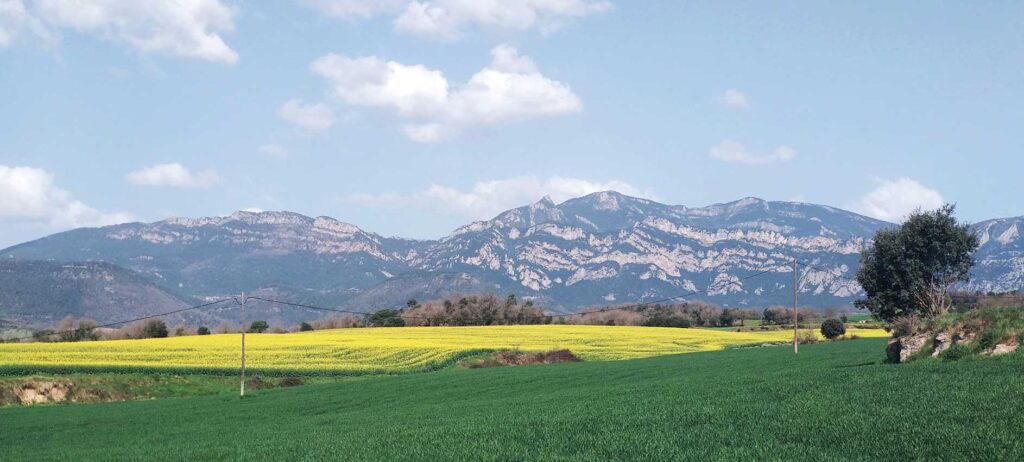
xmin=1 ymin=1 xmax=1022 ymax=248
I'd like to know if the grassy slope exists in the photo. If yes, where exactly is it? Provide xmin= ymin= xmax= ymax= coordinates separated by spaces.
xmin=2 ymin=339 xmax=1023 ymax=461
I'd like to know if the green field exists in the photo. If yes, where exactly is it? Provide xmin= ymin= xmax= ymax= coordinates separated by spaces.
xmin=3 ymin=339 xmax=1022 ymax=461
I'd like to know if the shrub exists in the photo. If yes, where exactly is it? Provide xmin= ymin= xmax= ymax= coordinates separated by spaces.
xmin=797 ymin=331 xmax=819 ymax=344
xmin=464 ymin=349 xmax=582 ymax=368
xmin=940 ymin=343 xmax=971 ymax=361
xmin=719 ymin=309 xmax=736 ymax=327
xmin=977 ymin=330 xmax=1002 ymax=351
xmin=820 ymin=318 xmax=846 ymax=340
xmin=299 ymin=322 xmax=314 ymax=332
xmin=891 ymin=316 xmax=918 ymax=338
xmin=367 ymin=309 xmax=405 ymax=327
xmin=196 ymin=326 xmax=210 ymax=335
xmin=278 ymin=376 xmax=304 ymax=387
xmin=141 ymin=319 xmax=169 ymax=339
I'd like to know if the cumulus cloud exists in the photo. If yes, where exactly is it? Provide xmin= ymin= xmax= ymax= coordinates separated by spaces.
xmin=851 ymin=177 xmax=945 ymax=222
xmin=2 ymin=0 xmax=237 ymax=63
xmin=126 ymin=163 xmax=220 ymax=189
xmin=715 ymin=89 xmax=749 ymax=109
xmin=0 ymin=165 xmax=133 ymax=228
xmin=279 ymin=99 xmax=334 ymax=132
xmin=343 ymin=175 xmax=651 ymax=219
xmin=709 ymin=140 xmax=797 ymax=165
xmin=311 ymin=44 xmax=581 ymax=142
xmin=301 ymin=0 xmax=610 ymax=40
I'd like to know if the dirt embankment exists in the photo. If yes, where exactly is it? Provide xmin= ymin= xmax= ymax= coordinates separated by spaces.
xmin=461 ymin=349 xmax=582 ymax=368
xmin=1 ymin=380 xmax=76 ymax=405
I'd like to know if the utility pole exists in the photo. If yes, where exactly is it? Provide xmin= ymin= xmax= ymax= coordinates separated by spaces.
xmin=792 ymin=260 xmax=799 ymax=354
xmin=239 ymin=292 xmax=247 ymax=397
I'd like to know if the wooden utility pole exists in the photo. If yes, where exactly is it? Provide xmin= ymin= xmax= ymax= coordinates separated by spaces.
xmin=239 ymin=293 xmax=247 ymax=397
xmin=792 ymin=260 xmax=799 ymax=354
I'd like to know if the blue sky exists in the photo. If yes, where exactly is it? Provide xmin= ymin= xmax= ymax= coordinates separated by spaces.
xmin=1 ymin=1 xmax=1022 ymax=248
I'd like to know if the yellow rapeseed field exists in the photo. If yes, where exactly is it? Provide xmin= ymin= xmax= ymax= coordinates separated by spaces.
xmin=0 ymin=325 xmax=889 ymax=375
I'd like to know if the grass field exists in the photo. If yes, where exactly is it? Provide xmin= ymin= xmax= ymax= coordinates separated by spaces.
xmin=2 ymin=339 xmax=1022 ymax=461
xmin=0 ymin=325 xmax=889 ymax=376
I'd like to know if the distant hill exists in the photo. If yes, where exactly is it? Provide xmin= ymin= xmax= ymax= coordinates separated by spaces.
xmin=2 ymin=191 xmax=1021 ymax=327
xmin=0 ymin=260 xmax=199 ymax=329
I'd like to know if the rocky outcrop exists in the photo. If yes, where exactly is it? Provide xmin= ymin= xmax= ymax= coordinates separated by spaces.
xmin=887 ymin=334 xmax=930 ymax=363
xmin=13 ymin=380 xmax=74 ymax=405
xmin=992 ymin=336 xmax=1019 ymax=356
xmin=889 ymin=324 xmax=1020 ymax=363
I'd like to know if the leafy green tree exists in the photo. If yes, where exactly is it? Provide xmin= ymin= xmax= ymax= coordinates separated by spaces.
xmin=249 ymin=320 xmax=270 ymax=333
xmin=197 ymin=326 xmax=211 ymax=335
xmin=855 ymin=205 xmax=979 ymax=322
xmin=142 ymin=319 xmax=168 ymax=338
xmin=367 ymin=309 xmax=406 ymax=327
xmin=299 ymin=322 xmax=314 ymax=332
xmin=820 ymin=318 xmax=846 ymax=340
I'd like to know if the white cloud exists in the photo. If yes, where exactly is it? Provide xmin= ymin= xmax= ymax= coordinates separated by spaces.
xmin=258 ymin=144 xmax=289 ymax=159
xmin=715 ymin=89 xmax=749 ymax=109
xmin=279 ymin=99 xmax=334 ymax=132
xmin=4 ymin=0 xmax=237 ymax=63
xmin=344 ymin=175 xmax=652 ymax=219
xmin=300 ymin=0 xmax=610 ymax=40
xmin=394 ymin=0 xmax=611 ymax=40
xmin=0 ymin=165 xmax=133 ymax=228
xmin=709 ymin=140 xmax=797 ymax=165
xmin=299 ymin=0 xmax=404 ymax=18
xmin=311 ymin=44 xmax=581 ymax=142
xmin=0 ymin=0 xmax=51 ymax=48
xmin=126 ymin=163 xmax=220 ymax=189
xmin=851 ymin=177 xmax=945 ymax=222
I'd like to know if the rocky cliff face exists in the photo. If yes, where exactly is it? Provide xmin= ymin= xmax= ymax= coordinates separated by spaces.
xmin=967 ymin=217 xmax=1024 ymax=294
xmin=413 ymin=193 xmax=886 ymax=308
xmin=2 ymin=192 xmax=1021 ymax=324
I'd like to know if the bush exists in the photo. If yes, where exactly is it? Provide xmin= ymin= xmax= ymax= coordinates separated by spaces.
xmin=197 ymin=326 xmax=211 ymax=335
xmin=797 ymin=331 xmax=819 ymax=344
xmin=642 ymin=315 xmax=691 ymax=328
xmin=891 ymin=316 xmax=918 ymax=337
xmin=820 ymin=318 xmax=846 ymax=340
xmin=977 ymin=330 xmax=1002 ymax=351
xmin=367 ymin=309 xmax=405 ymax=327
xmin=299 ymin=322 xmax=314 ymax=332
xmin=719 ymin=309 xmax=736 ymax=327
xmin=278 ymin=376 xmax=304 ymax=387
xmin=141 ymin=319 xmax=168 ymax=339
xmin=940 ymin=343 xmax=972 ymax=361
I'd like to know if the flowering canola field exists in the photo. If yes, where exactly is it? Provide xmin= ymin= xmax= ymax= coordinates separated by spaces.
xmin=0 ymin=325 xmax=888 ymax=376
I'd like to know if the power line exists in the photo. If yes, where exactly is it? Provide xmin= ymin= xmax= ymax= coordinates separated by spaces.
xmin=4 ymin=263 xmax=797 ymax=341
xmin=553 ymin=266 xmax=789 ymax=318
xmin=6 ymin=298 xmax=236 ymax=342
xmin=248 ymin=265 xmax=790 ymax=323
xmin=793 ymin=259 xmax=861 ymax=283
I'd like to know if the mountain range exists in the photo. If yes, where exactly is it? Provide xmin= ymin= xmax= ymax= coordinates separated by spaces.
xmin=2 ymin=191 xmax=1021 ymax=328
